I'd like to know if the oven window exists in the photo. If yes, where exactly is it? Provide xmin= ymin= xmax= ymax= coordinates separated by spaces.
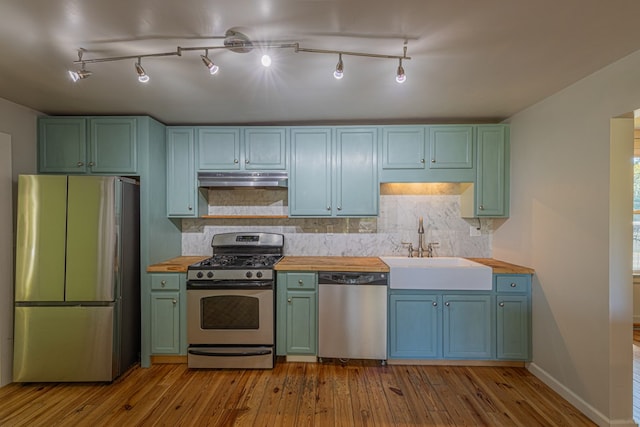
xmin=201 ymin=295 xmax=259 ymax=329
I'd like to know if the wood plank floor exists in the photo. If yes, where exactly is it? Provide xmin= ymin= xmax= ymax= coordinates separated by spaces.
xmin=0 ymin=358 xmax=596 ymax=426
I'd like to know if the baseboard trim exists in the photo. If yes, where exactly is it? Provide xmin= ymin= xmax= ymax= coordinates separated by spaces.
xmin=527 ymin=362 xmax=636 ymax=427
xmin=151 ymin=355 xmax=187 ymax=364
xmin=387 ymin=359 xmax=525 ymax=367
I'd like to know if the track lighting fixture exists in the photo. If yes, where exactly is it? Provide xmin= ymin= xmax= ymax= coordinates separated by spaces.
xmin=135 ymin=58 xmax=149 ymax=83
xmin=333 ymin=54 xmax=344 ymax=79
xmin=396 ymin=58 xmax=406 ymax=83
xmin=200 ymin=50 xmax=219 ymax=75
xmin=68 ymin=49 xmax=92 ymax=82
xmin=70 ymin=29 xmax=411 ymax=85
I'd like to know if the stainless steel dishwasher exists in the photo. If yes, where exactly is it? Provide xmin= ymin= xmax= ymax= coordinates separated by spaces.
xmin=318 ymin=271 xmax=388 ymax=362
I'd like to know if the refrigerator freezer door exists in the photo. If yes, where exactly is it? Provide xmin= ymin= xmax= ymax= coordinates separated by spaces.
xmin=14 ymin=175 xmax=67 ymax=302
xmin=66 ymin=176 xmax=117 ymax=302
xmin=13 ymin=305 xmax=116 ymax=382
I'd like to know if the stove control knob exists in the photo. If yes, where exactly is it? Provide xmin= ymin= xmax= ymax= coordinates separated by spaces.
xmin=196 ymin=272 xmax=204 ymax=279
xmin=207 ymin=272 xmax=214 ymax=278
xmin=246 ymin=271 xmax=253 ymax=279
xmin=256 ymin=271 xmax=263 ymax=278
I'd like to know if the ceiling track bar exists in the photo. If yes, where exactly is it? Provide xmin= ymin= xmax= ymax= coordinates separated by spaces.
xmin=73 ymin=49 xmax=182 ymax=65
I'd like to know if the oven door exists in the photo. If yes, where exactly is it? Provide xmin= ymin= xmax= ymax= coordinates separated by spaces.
xmin=187 ymin=286 xmax=274 ymax=346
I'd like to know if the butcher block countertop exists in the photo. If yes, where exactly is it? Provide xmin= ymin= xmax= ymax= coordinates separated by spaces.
xmin=147 ymin=256 xmax=534 ymax=275
xmin=146 ymin=256 xmax=208 ymax=273
xmin=275 ymin=256 xmax=534 ymax=274
xmin=274 ymin=256 xmax=390 ymax=272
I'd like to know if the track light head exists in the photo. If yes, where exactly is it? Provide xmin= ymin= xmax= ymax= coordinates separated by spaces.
xmin=135 ymin=59 xmax=149 ymax=83
xmin=68 ymin=65 xmax=92 ymax=82
xmin=261 ymin=54 xmax=272 ymax=67
xmin=396 ymin=59 xmax=406 ymax=83
xmin=201 ymin=51 xmax=219 ymax=75
xmin=334 ymin=54 xmax=344 ymax=79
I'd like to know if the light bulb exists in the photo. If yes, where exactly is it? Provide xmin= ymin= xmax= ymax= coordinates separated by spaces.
xmin=261 ymin=54 xmax=272 ymax=67
xmin=135 ymin=61 xmax=149 ymax=83
xmin=396 ymin=62 xmax=406 ymax=83
xmin=201 ymin=53 xmax=219 ymax=75
xmin=334 ymin=54 xmax=344 ymax=80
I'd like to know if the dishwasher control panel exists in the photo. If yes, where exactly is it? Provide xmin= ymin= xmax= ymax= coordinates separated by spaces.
xmin=317 ymin=272 xmax=387 ymax=285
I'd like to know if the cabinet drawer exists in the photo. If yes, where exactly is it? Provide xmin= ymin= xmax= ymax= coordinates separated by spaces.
xmin=496 ymin=275 xmax=530 ymax=293
xmin=285 ymin=273 xmax=317 ymax=290
xmin=151 ymin=274 xmax=181 ymax=290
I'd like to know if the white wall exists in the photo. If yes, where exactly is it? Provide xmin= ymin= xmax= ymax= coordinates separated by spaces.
xmin=0 ymin=97 xmax=40 ymax=387
xmin=0 ymin=133 xmax=11 ymax=386
xmin=494 ymin=51 xmax=640 ymax=425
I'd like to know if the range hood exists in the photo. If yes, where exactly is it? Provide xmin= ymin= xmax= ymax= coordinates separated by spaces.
xmin=198 ymin=171 xmax=288 ymax=188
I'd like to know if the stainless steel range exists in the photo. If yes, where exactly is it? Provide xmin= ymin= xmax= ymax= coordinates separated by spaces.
xmin=186 ymin=232 xmax=283 ymax=369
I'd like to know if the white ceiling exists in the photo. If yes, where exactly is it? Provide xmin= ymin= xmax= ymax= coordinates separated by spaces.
xmin=2 ymin=1 xmax=640 ymax=125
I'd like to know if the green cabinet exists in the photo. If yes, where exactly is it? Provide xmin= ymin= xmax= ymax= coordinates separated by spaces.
xmin=149 ymin=273 xmax=186 ymax=355
xmin=380 ymin=125 xmax=476 ymax=183
xmin=495 ymin=275 xmax=531 ymax=360
xmin=388 ymin=273 xmax=530 ymax=361
xmin=166 ymin=128 xmax=206 ymax=217
xmin=277 ymin=272 xmax=317 ymax=356
xmin=389 ymin=293 xmax=441 ymax=358
xmin=38 ymin=117 xmax=137 ymax=174
xmin=461 ymin=125 xmax=510 ymax=217
xmin=197 ymin=127 xmax=287 ymax=171
xmin=442 ymin=294 xmax=494 ymax=359
xmin=289 ymin=127 xmax=378 ymax=217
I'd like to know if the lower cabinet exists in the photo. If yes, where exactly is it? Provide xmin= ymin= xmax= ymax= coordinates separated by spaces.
xmin=149 ymin=273 xmax=186 ymax=355
xmin=277 ymin=271 xmax=317 ymax=356
xmin=388 ymin=274 xmax=531 ymax=361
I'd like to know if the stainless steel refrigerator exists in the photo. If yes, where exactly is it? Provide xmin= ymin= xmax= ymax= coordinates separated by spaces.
xmin=13 ymin=175 xmax=140 ymax=382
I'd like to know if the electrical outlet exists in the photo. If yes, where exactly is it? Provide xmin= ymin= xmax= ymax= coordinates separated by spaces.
xmin=470 ymin=226 xmax=481 ymax=237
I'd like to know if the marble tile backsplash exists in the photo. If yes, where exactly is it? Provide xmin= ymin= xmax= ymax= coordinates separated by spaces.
xmin=181 ymin=186 xmax=493 ymax=258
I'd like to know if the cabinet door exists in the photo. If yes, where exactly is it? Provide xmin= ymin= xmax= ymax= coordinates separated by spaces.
xmin=476 ymin=126 xmax=507 ymax=216
xmin=243 ymin=128 xmax=287 ymax=170
xmin=443 ymin=294 xmax=493 ymax=359
xmin=496 ymin=295 xmax=530 ymax=360
xmin=166 ymin=128 xmax=198 ymax=217
xmin=428 ymin=126 xmax=473 ymax=169
xmin=38 ymin=118 xmax=87 ymax=173
xmin=286 ymin=290 xmax=317 ymax=355
xmin=89 ymin=118 xmax=137 ymax=174
xmin=381 ymin=126 xmax=426 ymax=169
xmin=150 ymin=291 xmax=180 ymax=354
xmin=389 ymin=294 xmax=441 ymax=359
xmin=289 ymin=128 xmax=332 ymax=216
xmin=335 ymin=127 xmax=378 ymax=216
xmin=197 ymin=127 xmax=241 ymax=170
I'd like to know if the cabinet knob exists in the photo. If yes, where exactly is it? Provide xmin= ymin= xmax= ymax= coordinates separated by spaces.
xmin=420 ymin=159 xmax=425 ymax=163
xmin=337 ymin=206 xmax=342 ymax=211
xmin=172 ymin=299 xmax=177 ymax=305
xmin=499 ymin=302 xmax=505 ymax=307
xmin=77 ymin=162 xmax=84 ymax=167
xmin=479 ymin=205 xmax=485 ymax=210
xmin=298 ymin=279 xmax=303 ymax=286
xmin=234 ymin=159 xmax=239 ymax=163
xmin=432 ymin=301 xmax=438 ymax=307
xmin=245 ymin=159 xmax=250 ymax=164
xmin=89 ymin=161 xmax=95 ymax=166
xmin=431 ymin=159 xmax=436 ymax=163
xmin=161 ymin=280 xmax=166 ymax=287
xmin=445 ymin=302 xmax=450 ymax=307
xmin=326 ymin=206 xmax=331 ymax=211
xmin=287 ymin=298 xmax=292 ymax=303
xmin=188 ymin=205 xmax=193 ymax=211
xmin=510 ymin=283 xmax=517 ymax=288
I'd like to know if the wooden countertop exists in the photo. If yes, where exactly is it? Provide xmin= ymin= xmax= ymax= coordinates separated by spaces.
xmin=146 ymin=256 xmax=208 ymax=273
xmin=275 ymin=256 xmax=534 ymax=275
xmin=148 ymin=256 xmax=534 ymax=275
xmin=274 ymin=256 xmax=390 ymax=272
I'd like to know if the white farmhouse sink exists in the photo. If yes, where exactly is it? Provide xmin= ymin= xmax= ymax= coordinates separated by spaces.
xmin=380 ymin=256 xmax=493 ymax=290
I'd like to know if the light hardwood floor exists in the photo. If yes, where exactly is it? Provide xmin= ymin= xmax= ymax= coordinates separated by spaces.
xmin=0 ymin=357 xmax=595 ymax=426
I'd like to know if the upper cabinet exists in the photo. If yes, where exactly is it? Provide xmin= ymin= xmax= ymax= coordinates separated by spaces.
xmin=461 ymin=125 xmax=509 ymax=217
xmin=380 ymin=125 xmax=475 ymax=183
xmin=166 ymin=128 xmax=206 ymax=218
xmin=39 ymin=117 xmax=137 ymax=174
xmin=289 ymin=127 xmax=378 ymax=217
xmin=197 ymin=127 xmax=287 ymax=171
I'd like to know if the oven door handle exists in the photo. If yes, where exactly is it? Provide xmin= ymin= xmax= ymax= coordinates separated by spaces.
xmin=188 ymin=349 xmax=272 ymax=357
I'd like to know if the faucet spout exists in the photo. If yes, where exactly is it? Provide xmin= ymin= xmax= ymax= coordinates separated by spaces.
xmin=417 ymin=217 xmax=425 ymax=257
